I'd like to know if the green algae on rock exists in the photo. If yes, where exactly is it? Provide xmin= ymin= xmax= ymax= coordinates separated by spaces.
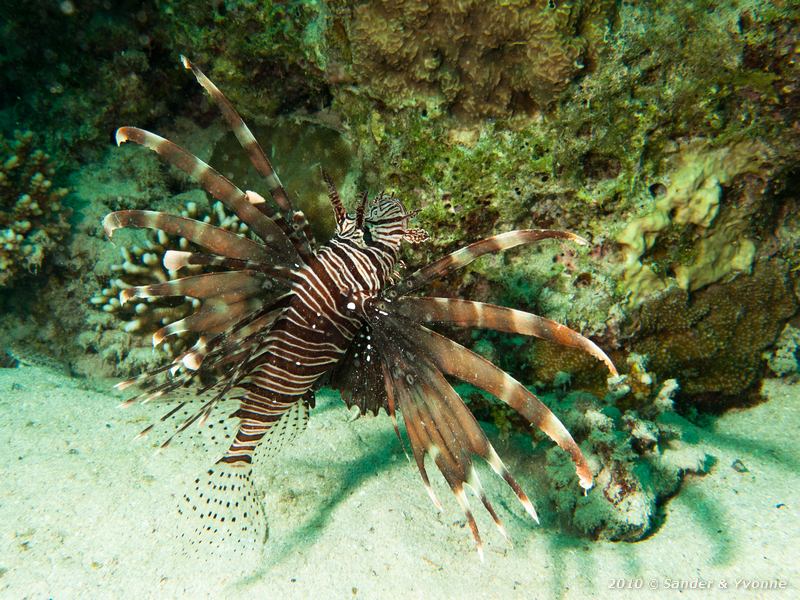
xmin=323 ymin=0 xmax=800 ymax=411
xmin=155 ymin=0 xmax=330 ymax=120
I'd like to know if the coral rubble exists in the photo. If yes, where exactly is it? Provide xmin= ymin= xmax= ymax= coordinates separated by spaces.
xmin=766 ymin=324 xmax=800 ymax=377
xmin=545 ymin=368 xmax=710 ymax=541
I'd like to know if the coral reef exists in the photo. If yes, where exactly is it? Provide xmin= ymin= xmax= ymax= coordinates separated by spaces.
xmin=0 ymin=2 xmax=330 ymax=165
xmin=0 ymin=2 xmax=180 ymax=164
xmin=155 ymin=0 xmax=329 ymax=120
xmin=544 ymin=367 xmax=710 ymax=541
xmin=326 ymin=0 xmax=800 ymax=408
xmin=0 ymin=131 xmax=69 ymax=287
xmin=326 ymin=0 xmax=615 ymax=119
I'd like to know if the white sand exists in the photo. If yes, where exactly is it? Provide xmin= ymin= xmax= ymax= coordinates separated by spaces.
xmin=1 ymin=365 xmax=797 ymax=599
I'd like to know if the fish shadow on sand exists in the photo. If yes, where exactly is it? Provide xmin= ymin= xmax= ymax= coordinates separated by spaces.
xmin=233 ymin=397 xmax=795 ymax=596
xmin=243 ymin=422 xmax=407 ymax=578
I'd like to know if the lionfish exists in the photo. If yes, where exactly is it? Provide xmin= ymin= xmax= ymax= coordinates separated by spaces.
xmin=104 ymin=56 xmax=617 ymax=559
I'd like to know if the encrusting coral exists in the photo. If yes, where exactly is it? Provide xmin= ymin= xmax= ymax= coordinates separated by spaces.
xmin=0 ymin=131 xmax=69 ymax=287
xmin=616 ymin=141 xmax=767 ymax=304
xmin=624 ymin=259 xmax=796 ymax=408
xmin=327 ymin=0 xmax=614 ymax=119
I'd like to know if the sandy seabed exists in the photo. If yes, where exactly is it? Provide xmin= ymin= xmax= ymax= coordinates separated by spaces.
xmin=0 ymin=364 xmax=797 ymax=599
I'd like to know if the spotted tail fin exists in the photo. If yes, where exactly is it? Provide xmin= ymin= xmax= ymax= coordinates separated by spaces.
xmin=177 ymin=462 xmax=266 ymax=559
xmin=175 ymin=398 xmax=310 ymax=560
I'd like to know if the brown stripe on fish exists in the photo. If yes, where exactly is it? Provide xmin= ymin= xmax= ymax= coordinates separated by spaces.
xmin=389 ymin=229 xmax=589 ymax=297
xmin=180 ymin=56 xmax=316 ymax=262
xmin=321 ymin=169 xmax=347 ymax=226
xmin=121 ymin=271 xmax=265 ymax=304
xmin=406 ymin=322 xmax=594 ymax=490
xmin=103 ymin=210 xmax=271 ymax=263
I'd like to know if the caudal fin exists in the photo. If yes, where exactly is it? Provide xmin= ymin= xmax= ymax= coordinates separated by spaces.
xmin=177 ymin=461 xmax=267 ymax=559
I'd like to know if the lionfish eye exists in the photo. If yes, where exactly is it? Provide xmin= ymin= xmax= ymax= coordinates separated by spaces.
xmin=362 ymin=226 xmax=374 ymax=245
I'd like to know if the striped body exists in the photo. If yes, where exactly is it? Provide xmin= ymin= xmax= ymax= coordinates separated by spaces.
xmin=107 ymin=56 xmax=618 ymax=558
xmin=225 ymin=230 xmax=404 ymax=462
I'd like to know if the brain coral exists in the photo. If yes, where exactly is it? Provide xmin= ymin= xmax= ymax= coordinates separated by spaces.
xmin=0 ymin=131 xmax=69 ymax=287
xmin=328 ymin=0 xmax=614 ymax=119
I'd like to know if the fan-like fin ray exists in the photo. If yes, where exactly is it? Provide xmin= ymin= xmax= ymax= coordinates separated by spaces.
xmin=153 ymin=298 xmax=264 ymax=346
xmin=180 ymin=56 xmax=316 ymax=261
xmin=394 ymin=296 xmax=617 ymax=376
xmin=327 ymin=324 xmax=388 ymax=416
xmin=115 ymin=126 xmax=297 ymax=260
xmin=102 ymin=210 xmax=272 ymax=263
xmin=377 ymin=339 xmax=523 ymax=555
xmin=119 ymin=299 xmax=290 ymax=411
xmin=121 ymin=271 xmax=265 ymax=305
xmin=388 ymin=229 xmax=588 ymax=297
xmin=378 ymin=359 xmax=409 ymax=460
xmin=162 ymin=250 xmax=295 ymax=286
xmin=376 ymin=310 xmax=593 ymax=490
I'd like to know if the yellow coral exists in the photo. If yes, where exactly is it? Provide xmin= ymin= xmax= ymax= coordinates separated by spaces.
xmin=616 ymin=141 xmax=767 ymax=303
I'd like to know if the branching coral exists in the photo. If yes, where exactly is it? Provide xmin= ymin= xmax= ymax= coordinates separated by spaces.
xmin=0 ymin=131 xmax=69 ymax=287
xmin=88 ymin=194 xmax=246 ymax=364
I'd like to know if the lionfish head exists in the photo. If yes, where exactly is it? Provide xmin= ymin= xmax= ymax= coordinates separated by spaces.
xmin=339 ymin=191 xmax=429 ymax=248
